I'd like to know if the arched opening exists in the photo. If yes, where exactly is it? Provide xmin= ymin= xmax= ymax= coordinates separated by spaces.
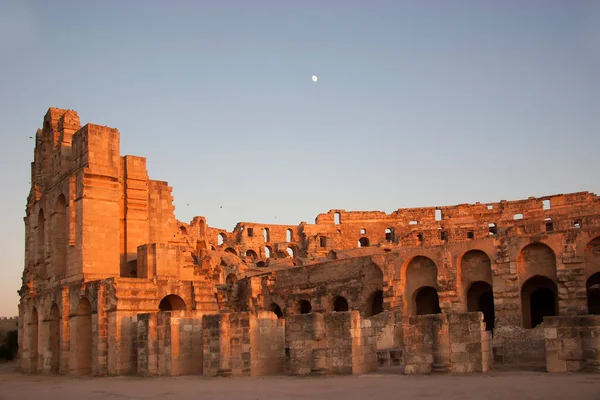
xmin=49 ymin=304 xmax=61 ymax=373
xmin=158 ymin=294 xmax=186 ymax=311
xmin=404 ymin=256 xmax=438 ymax=315
xmin=76 ymin=298 xmax=92 ymax=376
xmin=269 ymin=303 xmax=283 ymax=319
xmin=245 ymin=249 xmax=258 ymax=260
xmin=366 ymin=290 xmax=384 ymax=317
xmin=53 ymin=195 xmax=68 ymax=277
xmin=226 ymin=273 xmax=237 ymax=285
xmin=586 ymin=272 xmax=600 ymax=315
xmin=263 ymin=228 xmax=270 ymax=243
xmin=286 ymin=247 xmax=295 ymax=258
xmin=358 ymin=237 xmax=370 ymax=247
xmin=467 ymin=281 xmax=495 ymax=331
xmin=415 ymin=287 xmax=441 ymax=315
xmin=256 ymin=261 xmax=266 ymax=268
xmin=521 ymin=276 xmax=558 ymax=329
xmin=299 ymin=300 xmax=312 ymax=314
xmin=224 ymin=247 xmax=237 ymax=255
xmin=198 ymin=219 xmax=206 ymax=236
xmin=333 ymin=296 xmax=349 ymax=312
xmin=264 ymin=246 xmax=272 ymax=258
xmin=385 ymin=228 xmax=394 ymax=241
xmin=286 ymin=229 xmax=293 ymax=242
xmin=36 ymin=210 xmax=45 ymax=265
xmin=218 ymin=233 xmax=226 ymax=246
xmin=179 ymin=226 xmax=188 ymax=235
xmin=517 ymin=243 xmax=557 ymax=284
xmin=29 ymin=307 xmax=39 ymax=373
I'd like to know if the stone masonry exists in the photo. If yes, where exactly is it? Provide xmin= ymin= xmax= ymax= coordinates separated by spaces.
xmin=17 ymin=108 xmax=600 ymax=377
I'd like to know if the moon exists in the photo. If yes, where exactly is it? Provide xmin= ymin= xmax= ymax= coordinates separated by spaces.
xmin=312 ymin=75 xmax=318 ymax=82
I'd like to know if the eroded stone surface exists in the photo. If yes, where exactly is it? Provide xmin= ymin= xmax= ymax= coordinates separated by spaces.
xmin=17 ymin=108 xmax=600 ymax=377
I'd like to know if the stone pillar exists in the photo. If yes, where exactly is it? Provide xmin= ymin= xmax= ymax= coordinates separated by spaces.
xmin=60 ymin=287 xmax=70 ymax=374
xmin=95 ymin=283 xmax=108 ymax=376
xmin=217 ymin=315 xmax=232 ymax=377
xmin=431 ymin=314 xmax=450 ymax=373
xmin=311 ymin=313 xmax=327 ymax=376
xmin=582 ymin=316 xmax=600 ymax=372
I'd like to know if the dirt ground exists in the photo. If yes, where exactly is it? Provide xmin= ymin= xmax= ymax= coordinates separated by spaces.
xmin=1 ymin=363 xmax=599 ymax=400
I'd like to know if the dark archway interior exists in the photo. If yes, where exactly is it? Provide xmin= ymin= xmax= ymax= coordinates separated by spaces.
xmin=467 ymin=281 xmax=495 ymax=331
xmin=358 ymin=237 xmax=370 ymax=247
xmin=159 ymin=295 xmax=186 ymax=311
xmin=521 ymin=276 xmax=557 ymax=328
xmin=415 ymin=286 xmax=441 ymax=315
xmin=588 ymin=273 xmax=600 ymax=315
xmin=333 ymin=296 xmax=349 ymax=312
xmin=269 ymin=303 xmax=283 ymax=319
xmin=368 ymin=290 xmax=384 ymax=317
xmin=299 ymin=300 xmax=312 ymax=314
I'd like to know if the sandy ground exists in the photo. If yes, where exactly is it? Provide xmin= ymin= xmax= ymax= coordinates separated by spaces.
xmin=1 ymin=363 xmax=599 ymax=400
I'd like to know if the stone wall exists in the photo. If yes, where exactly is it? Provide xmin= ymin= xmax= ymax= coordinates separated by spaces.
xmin=544 ymin=315 xmax=600 ymax=372
xmin=285 ymin=311 xmax=377 ymax=376
xmin=136 ymin=311 xmax=203 ymax=376
xmin=403 ymin=312 xmax=492 ymax=374
xmin=202 ymin=311 xmax=285 ymax=377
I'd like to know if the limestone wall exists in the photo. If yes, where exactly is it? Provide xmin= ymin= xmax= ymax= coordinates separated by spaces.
xmin=403 ymin=312 xmax=492 ymax=374
xmin=544 ymin=315 xmax=600 ymax=372
xmin=202 ymin=311 xmax=285 ymax=377
xmin=285 ymin=311 xmax=377 ymax=376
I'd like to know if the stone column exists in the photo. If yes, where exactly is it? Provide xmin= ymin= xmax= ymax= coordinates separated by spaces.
xmin=60 ymin=287 xmax=70 ymax=374
xmin=311 ymin=313 xmax=327 ymax=376
xmin=431 ymin=314 xmax=450 ymax=373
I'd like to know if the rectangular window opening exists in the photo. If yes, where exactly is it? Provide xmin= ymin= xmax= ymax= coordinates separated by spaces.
xmin=574 ymin=220 xmax=582 ymax=229
xmin=545 ymin=222 xmax=554 ymax=232
xmin=319 ymin=236 xmax=327 ymax=248
xmin=489 ymin=223 xmax=497 ymax=235
xmin=417 ymin=233 xmax=424 ymax=242
xmin=440 ymin=231 xmax=448 ymax=241
xmin=435 ymin=209 xmax=442 ymax=221
xmin=543 ymin=199 xmax=551 ymax=210
xmin=409 ymin=220 xmax=418 ymax=225
xmin=513 ymin=214 xmax=523 ymax=220
xmin=247 ymin=227 xmax=254 ymax=237
xmin=467 ymin=231 xmax=474 ymax=239
xmin=334 ymin=212 xmax=341 ymax=225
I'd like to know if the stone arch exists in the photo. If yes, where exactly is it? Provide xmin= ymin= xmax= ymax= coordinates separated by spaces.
xmin=358 ymin=237 xmax=370 ymax=247
xmin=76 ymin=298 xmax=92 ymax=376
xmin=415 ymin=286 xmax=442 ymax=315
xmin=286 ymin=229 xmax=293 ymax=242
xmin=226 ymin=273 xmax=237 ymax=285
xmin=403 ymin=256 xmax=438 ymax=315
xmin=198 ymin=219 xmax=206 ymax=236
xmin=333 ymin=296 xmax=349 ymax=312
xmin=269 ymin=302 xmax=283 ymax=319
xmin=49 ymin=303 xmax=61 ymax=373
xmin=587 ymin=272 xmax=600 ymax=315
xmin=365 ymin=290 xmax=384 ymax=317
xmin=218 ymin=233 xmax=226 ymax=246
xmin=36 ymin=209 xmax=45 ymax=265
xmin=264 ymin=246 xmax=273 ymax=258
xmin=298 ymin=300 xmax=312 ymax=314
xmin=521 ymin=276 xmax=558 ymax=329
xmin=29 ymin=307 xmax=39 ymax=373
xmin=517 ymin=242 xmax=557 ymax=284
xmin=467 ymin=281 xmax=495 ymax=331
xmin=53 ymin=194 xmax=68 ymax=277
xmin=286 ymin=247 xmax=296 ymax=258
xmin=584 ymin=236 xmax=600 ymax=280
xmin=245 ymin=249 xmax=258 ymax=260
xmin=158 ymin=294 xmax=186 ymax=311
xmin=224 ymin=247 xmax=237 ymax=256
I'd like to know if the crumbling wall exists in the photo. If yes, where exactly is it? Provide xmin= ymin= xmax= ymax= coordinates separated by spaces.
xmin=544 ymin=315 xmax=600 ymax=372
xmin=285 ymin=311 xmax=377 ymax=376
xmin=403 ymin=312 xmax=491 ymax=374
xmin=202 ymin=311 xmax=284 ymax=377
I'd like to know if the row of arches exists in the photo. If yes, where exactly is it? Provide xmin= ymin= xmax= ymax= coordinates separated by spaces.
xmin=404 ymin=240 xmax=600 ymax=330
xmin=266 ymin=290 xmax=385 ymax=320
xmin=35 ymin=194 xmax=68 ymax=277
xmin=27 ymin=297 xmax=91 ymax=375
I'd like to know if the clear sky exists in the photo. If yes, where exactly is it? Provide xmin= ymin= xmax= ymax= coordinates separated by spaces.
xmin=0 ymin=0 xmax=598 ymax=316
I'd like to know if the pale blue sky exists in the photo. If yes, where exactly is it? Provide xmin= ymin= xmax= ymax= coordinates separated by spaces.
xmin=1 ymin=0 xmax=598 ymax=316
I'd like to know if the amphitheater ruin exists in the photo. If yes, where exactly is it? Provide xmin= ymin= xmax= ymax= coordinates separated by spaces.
xmin=17 ymin=107 xmax=600 ymax=377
